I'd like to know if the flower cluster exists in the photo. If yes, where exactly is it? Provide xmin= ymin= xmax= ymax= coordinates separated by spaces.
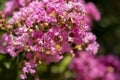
xmin=4 ymin=0 xmax=33 ymax=16
xmin=69 ymin=52 xmax=120 ymax=80
xmin=72 ymin=0 xmax=101 ymax=26
xmin=4 ymin=0 xmax=100 ymax=27
xmin=84 ymin=2 xmax=101 ymax=26
xmin=20 ymin=61 xmax=37 ymax=79
xmin=0 ymin=0 xmax=99 ymax=79
xmin=99 ymin=55 xmax=120 ymax=80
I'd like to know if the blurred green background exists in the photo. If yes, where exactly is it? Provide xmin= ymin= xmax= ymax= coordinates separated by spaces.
xmin=0 ymin=0 xmax=120 ymax=80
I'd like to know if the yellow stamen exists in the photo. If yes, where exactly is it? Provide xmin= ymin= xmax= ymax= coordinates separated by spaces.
xmin=28 ymin=29 xmax=33 ymax=32
xmin=71 ymin=53 xmax=75 ymax=57
xmin=38 ymin=61 xmax=42 ymax=64
xmin=6 ymin=24 xmax=13 ymax=29
xmin=61 ymin=13 xmax=67 ymax=19
xmin=49 ymin=11 xmax=57 ymax=17
xmin=55 ymin=44 xmax=61 ymax=51
xmin=1 ymin=27 xmax=5 ymax=30
xmin=70 ymin=17 xmax=74 ymax=23
xmin=107 ymin=66 xmax=114 ymax=72
xmin=43 ymin=22 xmax=48 ymax=26
xmin=45 ymin=50 xmax=50 ymax=55
xmin=24 ymin=46 xmax=30 ymax=52
xmin=75 ymin=45 xmax=82 ymax=51
xmin=0 ymin=24 xmax=3 ymax=27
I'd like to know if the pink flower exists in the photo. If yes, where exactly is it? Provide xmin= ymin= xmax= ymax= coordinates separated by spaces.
xmin=21 ymin=61 xmax=37 ymax=79
xmin=85 ymin=2 xmax=101 ymax=26
xmin=4 ymin=1 xmax=15 ymax=16
xmin=19 ymin=0 xmax=32 ymax=6
xmin=86 ymin=42 xmax=99 ymax=55
xmin=86 ymin=2 xmax=101 ymax=21
xmin=69 ymin=53 xmax=120 ymax=80
xmin=20 ymin=74 xmax=27 ymax=80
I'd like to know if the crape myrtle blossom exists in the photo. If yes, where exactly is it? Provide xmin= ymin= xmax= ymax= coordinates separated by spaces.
xmin=4 ymin=0 xmax=33 ymax=16
xmin=0 ymin=0 xmax=99 ymax=79
xmin=72 ymin=0 xmax=101 ymax=26
xmin=69 ymin=52 xmax=120 ymax=80
xmin=69 ymin=52 xmax=106 ymax=80
xmin=20 ymin=61 xmax=37 ymax=79
xmin=4 ymin=0 xmax=101 ymax=27
xmin=85 ymin=2 xmax=101 ymax=26
xmin=99 ymin=55 xmax=120 ymax=80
